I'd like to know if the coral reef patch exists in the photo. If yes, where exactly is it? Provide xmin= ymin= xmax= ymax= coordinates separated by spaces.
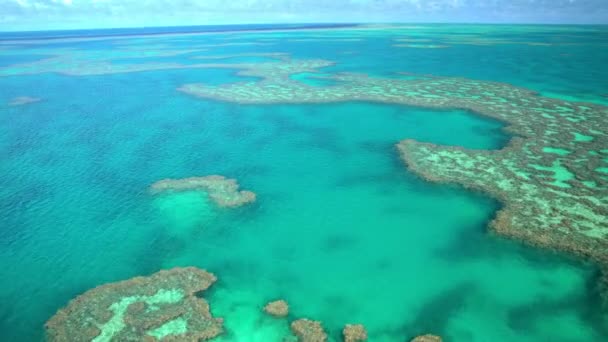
xmin=410 ymin=334 xmax=443 ymax=342
xmin=263 ymin=299 xmax=289 ymax=317
xmin=342 ymin=324 xmax=368 ymax=342
xmin=45 ymin=267 xmax=223 ymax=342
xmin=150 ymin=175 xmax=256 ymax=208
xmin=290 ymin=319 xmax=328 ymax=342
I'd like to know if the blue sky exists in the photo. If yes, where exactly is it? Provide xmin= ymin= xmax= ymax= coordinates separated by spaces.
xmin=0 ymin=0 xmax=607 ymax=31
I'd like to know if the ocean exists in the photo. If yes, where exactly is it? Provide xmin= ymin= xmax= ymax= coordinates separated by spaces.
xmin=1 ymin=24 xmax=607 ymax=341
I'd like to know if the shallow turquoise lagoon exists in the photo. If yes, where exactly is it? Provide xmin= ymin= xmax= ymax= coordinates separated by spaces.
xmin=0 ymin=25 xmax=607 ymax=341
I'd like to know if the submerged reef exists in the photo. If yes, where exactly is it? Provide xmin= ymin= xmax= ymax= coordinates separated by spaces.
xmin=45 ymin=267 xmax=223 ymax=342
xmin=392 ymin=44 xmax=449 ymax=49
xmin=290 ymin=319 xmax=328 ymax=342
xmin=8 ymin=96 xmax=41 ymax=106
xmin=411 ymin=334 xmax=443 ymax=342
xmin=179 ymin=59 xmax=608 ymax=295
xmin=0 ymin=47 xmax=205 ymax=76
xmin=150 ymin=175 xmax=256 ymax=208
xmin=0 ymin=46 xmax=293 ymax=76
xmin=342 ymin=324 xmax=368 ymax=342
xmin=194 ymin=52 xmax=290 ymax=62
xmin=263 ymin=299 xmax=289 ymax=317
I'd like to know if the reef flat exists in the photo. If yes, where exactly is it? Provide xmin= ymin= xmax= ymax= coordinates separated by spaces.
xmin=45 ymin=267 xmax=223 ymax=342
xmin=179 ymin=59 xmax=608 ymax=289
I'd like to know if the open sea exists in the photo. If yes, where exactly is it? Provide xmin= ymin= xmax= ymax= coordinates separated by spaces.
xmin=1 ymin=24 xmax=607 ymax=341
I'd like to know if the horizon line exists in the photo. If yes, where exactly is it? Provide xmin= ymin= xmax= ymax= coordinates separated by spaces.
xmin=2 ymin=21 xmax=607 ymax=35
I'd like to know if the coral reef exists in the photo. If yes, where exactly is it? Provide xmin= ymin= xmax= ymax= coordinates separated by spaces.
xmin=178 ymin=59 xmax=334 ymax=96
xmin=150 ymin=175 xmax=256 ymax=208
xmin=343 ymin=324 xmax=367 ymax=342
xmin=290 ymin=319 xmax=328 ymax=342
xmin=263 ymin=299 xmax=289 ymax=317
xmin=410 ymin=334 xmax=443 ymax=342
xmin=178 ymin=59 xmax=608 ymax=291
xmin=45 ymin=267 xmax=223 ymax=342
xmin=8 ymin=96 xmax=41 ymax=106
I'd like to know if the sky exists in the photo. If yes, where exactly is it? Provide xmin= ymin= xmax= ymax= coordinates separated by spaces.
xmin=0 ymin=0 xmax=607 ymax=31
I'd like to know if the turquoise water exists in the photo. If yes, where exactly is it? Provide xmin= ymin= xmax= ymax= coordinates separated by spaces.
xmin=1 ymin=25 xmax=607 ymax=341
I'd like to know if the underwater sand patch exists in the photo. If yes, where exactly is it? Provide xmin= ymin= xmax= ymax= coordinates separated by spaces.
xmin=150 ymin=175 xmax=256 ymax=208
xmin=8 ymin=96 xmax=41 ymax=106
xmin=178 ymin=58 xmax=608 ymax=301
xmin=45 ymin=267 xmax=223 ymax=342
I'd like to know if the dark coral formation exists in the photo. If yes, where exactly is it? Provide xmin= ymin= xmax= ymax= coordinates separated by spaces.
xmin=290 ymin=319 xmax=328 ymax=342
xmin=263 ymin=299 xmax=289 ymax=317
xmin=8 ymin=96 xmax=41 ymax=106
xmin=150 ymin=175 xmax=256 ymax=208
xmin=343 ymin=324 xmax=367 ymax=342
xmin=178 ymin=59 xmax=608 ymax=296
xmin=410 ymin=334 xmax=443 ymax=342
xmin=45 ymin=267 xmax=223 ymax=342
